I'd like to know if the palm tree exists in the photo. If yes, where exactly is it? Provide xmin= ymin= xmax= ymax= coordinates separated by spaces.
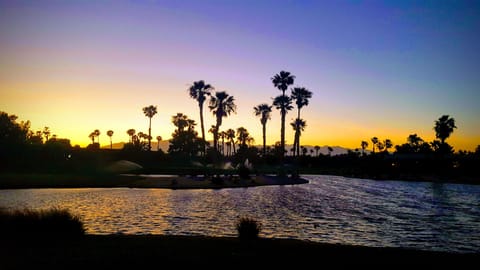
xmin=225 ymin=128 xmax=236 ymax=155
xmin=94 ymin=129 xmax=100 ymax=145
xmin=142 ymin=105 xmax=157 ymax=151
xmin=271 ymin=71 xmax=295 ymax=156
xmin=127 ymin=129 xmax=136 ymax=143
xmin=290 ymin=118 xmax=306 ymax=156
xmin=107 ymin=130 xmax=114 ymax=149
xmin=371 ymin=137 xmax=379 ymax=153
xmin=188 ymin=80 xmax=214 ymax=154
xmin=327 ymin=146 xmax=333 ymax=156
xmin=43 ymin=127 xmax=51 ymax=142
xmin=253 ymin=103 xmax=272 ymax=155
xmin=156 ymin=136 xmax=162 ymax=151
xmin=384 ymin=139 xmax=393 ymax=152
xmin=291 ymin=87 xmax=312 ymax=156
xmin=220 ymin=131 xmax=227 ymax=156
xmin=361 ymin=141 xmax=369 ymax=155
xmin=314 ymin=145 xmax=320 ymax=157
xmin=209 ymin=91 xmax=236 ymax=152
xmin=88 ymin=132 xmax=95 ymax=144
xmin=434 ymin=115 xmax=457 ymax=144
xmin=236 ymin=127 xmax=252 ymax=149
xmin=273 ymin=95 xmax=293 ymax=156
xmin=173 ymin=113 xmax=189 ymax=132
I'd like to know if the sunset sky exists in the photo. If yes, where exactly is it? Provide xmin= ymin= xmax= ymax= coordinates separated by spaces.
xmin=1 ymin=0 xmax=479 ymax=151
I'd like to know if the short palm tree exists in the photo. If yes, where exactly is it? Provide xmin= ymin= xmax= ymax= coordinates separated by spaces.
xmin=107 ymin=130 xmax=114 ymax=149
xmin=226 ymin=128 xmax=236 ymax=155
xmin=94 ymin=129 xmax=100 ymax=145
xmin=434 ymin=115 xmax=456 ymax=144
xmin=188 ymin=80 xmax=214 ymax=154
xmin=291 ymin=87 xmax=312 ymax=156
xmin=127 ymin=129 xmax=136 ymax=143
xmin=271 ymin=71 xmax=295 ymax=156
xmin=156 ymin=136 xmax=162 ymax=151
xmin=209 ymin=91 xmax=236 ymax=152
xmin=314 ymin=145 xmax=320 ymax=157
xmin=143 ymin=105 xmax=157 ymax=151
xmin=43 ymin=127 xmax=51 ymax=142
xmin=361 ymin=141 xmax=368 ymax=155
xmin=371 ymin=137 xmax=379 ymax=153
xmin=290 ymin=118 xmax=306 ymax=156
xmin=253 ymin=103 xmax=272 ymax=155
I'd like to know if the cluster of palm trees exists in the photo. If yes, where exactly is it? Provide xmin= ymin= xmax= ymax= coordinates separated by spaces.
xmin=270 ymin=71 xmax=313 ymax=157
xmin=89 ymin=71 xmax=315 ymax=156
xmin=186 ymin=71 xmax=313 ymax=158
xmin=188 ymin=81 xmax=237 ymax=155
xmin=360 ymin=115 xmax=457 ymax=155
xmin=361 ymin=137 xmax=393 ymax=154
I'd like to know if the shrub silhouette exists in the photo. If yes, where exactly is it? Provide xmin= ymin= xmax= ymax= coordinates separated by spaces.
xmin=236 ymin=217 xmax=262 ymax=240
xmin=0 ymin=208 xmax=85 ymax=237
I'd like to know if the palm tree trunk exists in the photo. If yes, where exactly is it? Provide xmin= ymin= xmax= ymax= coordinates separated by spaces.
xmin=232 ymin=139 xmax=236 ymax=155
xmin=281 ymin=109 xmax=286 ymax=157
xmin=148 ymin=117 xmax=152 ymax=151
xmin=295 ymin=130 xmax=300 ymax=157
xmin=199 ymin=103 xmax=206 ymax=155
xmin=262 ymin=123 xmax=266 ymax=155
xmin=110 ymin=138 xmax=112 ymax=149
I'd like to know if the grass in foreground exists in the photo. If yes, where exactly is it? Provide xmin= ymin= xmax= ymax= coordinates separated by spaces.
xmin=0 ymin=208 xmax=85 ymax=237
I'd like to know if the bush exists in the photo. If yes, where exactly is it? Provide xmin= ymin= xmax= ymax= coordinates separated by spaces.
xmin=236 ymin=217 xmax=261 ymax=240
xmin=237 ymin=165 xmax=251 ymax=179
xmin=0 ymin=208 xmax=85 ymax=237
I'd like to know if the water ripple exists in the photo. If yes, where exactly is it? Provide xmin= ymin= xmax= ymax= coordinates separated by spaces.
xmin=1 ymin=175 xmax=479 ymax=253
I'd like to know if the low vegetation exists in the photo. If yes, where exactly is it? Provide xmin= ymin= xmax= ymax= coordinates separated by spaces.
xmin=0 ymin=208 xmax=85 ymax=237
xmin=236 ymin=217 xmax=262 ymax=240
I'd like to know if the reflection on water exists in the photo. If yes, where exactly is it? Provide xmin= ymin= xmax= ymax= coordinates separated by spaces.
xmin=1 ymin=175 xmax=479 ymax=253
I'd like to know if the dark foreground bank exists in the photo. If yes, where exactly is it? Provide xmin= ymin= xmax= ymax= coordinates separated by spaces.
xmin=1 ymin=235 xmax=477 ymax=268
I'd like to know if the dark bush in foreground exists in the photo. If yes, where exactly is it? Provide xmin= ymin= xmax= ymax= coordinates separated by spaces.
xmin=236 ymin=217 xmax=262 ymax=240
xmin=0 ymin=208 xmax=85 ymax=237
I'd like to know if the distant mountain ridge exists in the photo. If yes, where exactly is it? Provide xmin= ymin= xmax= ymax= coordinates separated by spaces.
xmin=102 ymin=142 xmax=357 ymax=156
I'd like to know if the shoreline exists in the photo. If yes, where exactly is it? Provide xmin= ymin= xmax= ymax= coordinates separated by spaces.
xmin=0 ymin=173 xmax=308 ymax=190
xmin=1 ymin=234 xmax=477 ymax=266
xmin=0 ymin=172 xmax=478 ymax=189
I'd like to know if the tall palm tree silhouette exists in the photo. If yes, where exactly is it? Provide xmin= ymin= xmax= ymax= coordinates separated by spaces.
xmin=143 ymin=105 xmax=157 ymax=151
xmin=291 ymin=87 xmax=312 ymax=156
xmin=434 ymin=115 xmax=456 ymax=144
xmin=271 ymin=71 xmax=295 ymax=156
xmin=253 ymin=103 xmax=272 ymax=155
xmin=209 ymin=91 xmax=236 ymax=152
xmin=273 ymin=94 xmax=293 ymax=156
xmin=107 ymin=130 xmax=114 ymax=149
xmin=189 ymin=80 xmax=214 ymax=154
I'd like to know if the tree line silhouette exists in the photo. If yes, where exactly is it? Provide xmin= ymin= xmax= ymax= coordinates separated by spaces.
xmin=0 ymin=71 xmax=479 ymax=183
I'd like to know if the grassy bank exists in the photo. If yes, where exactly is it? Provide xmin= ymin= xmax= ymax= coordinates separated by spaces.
xmin=1 ymin=234 xmax=477 ymax=267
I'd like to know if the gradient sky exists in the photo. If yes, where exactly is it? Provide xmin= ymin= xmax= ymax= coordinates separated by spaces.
xmin=1 ymin=0 xmax=479 ymax=151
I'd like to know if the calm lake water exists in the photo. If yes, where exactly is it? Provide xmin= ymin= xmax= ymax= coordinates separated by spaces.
xmin=1 ymin=175 xmax=479 ymax=253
